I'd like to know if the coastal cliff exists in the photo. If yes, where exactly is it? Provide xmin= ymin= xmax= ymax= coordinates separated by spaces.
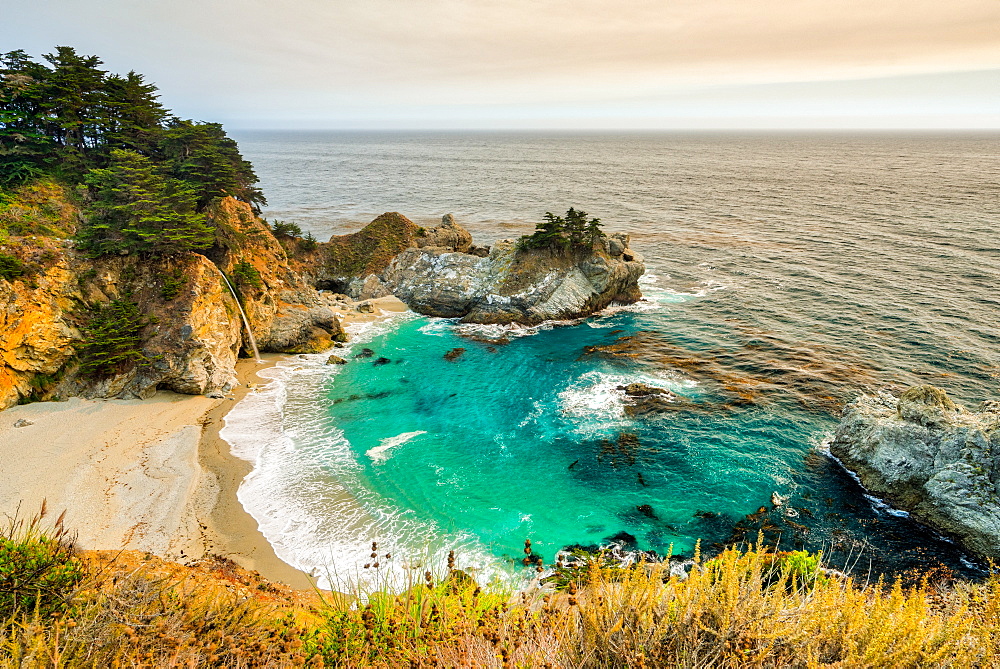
xmin=830 ymin=385 xmax=1000 ymax=559
xmin=0 ymin=187 xmax=341 ymax=409
xmin=297 ymin=212 xmax=646 ymax=325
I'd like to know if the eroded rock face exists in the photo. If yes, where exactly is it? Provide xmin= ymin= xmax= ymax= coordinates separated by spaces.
xmin=382 ymin=231 xmax=645 ymax=325
xmin=830 ymin=385 xmax=1000 ymax=559
xmin=414 ymin=214 xmax=473 ymax=253
xmin=0 ymin=197 xmax=343 ymax=408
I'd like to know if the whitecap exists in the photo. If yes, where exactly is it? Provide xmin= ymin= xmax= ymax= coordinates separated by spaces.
xmin=556 ymin=370 xmax=694 ymax=435
xmin=367 ymin=431 xmax=427 ymax=463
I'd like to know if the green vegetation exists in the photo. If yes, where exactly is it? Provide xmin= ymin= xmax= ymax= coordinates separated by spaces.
xmin=76 ymin=149 xmax=215 ymax=257
xmin=231 ymin=259 xmax=263 ymax=290
xmin=300 ymin=230 xmax=319 ymax=251
xmin=0 ymin=506 xmax=83 ymax=619
xmin=0 ymin=180 xmax=79 ymax=238
xmin=2 ymin=538 xmax=999 ymax=666
xmin=76 ymin=296 xmax=156 ymax=377
xmin=0 ymin=251 xmax=24 ymax=281
xmin=268 ymin=219 xmax=302 ymax=237
xmin=1 ymin=46 xmax=265 ymax=257
xmin=159 ymin=268 xmax=187 ymax=300
xmin=324 ymin=211 xmax=420 ymax=279
xmin=519 ymin=207 xmax=604 ymax=251
xmin=0 ymin=47 xmax=263 ymax=205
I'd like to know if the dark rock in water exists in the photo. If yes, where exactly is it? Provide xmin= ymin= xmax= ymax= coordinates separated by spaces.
xmin=597 ymin=431 xmax=640 ymax=467
xmin=354 ymin=348 xmax=375 ymax=358
xmin=618 ymin=382 xmax=667 ymax=397
xmin=373 ymin=357 xmax=391 ymax=366
xmin=568 ymin=459 xmax=579 ymax=470
xmin=637 ymin=472 xmax=648 ymax=487
xmin=326 ymin=355 xmax=347 ymax=365
xmin=443 ymin=347 xmax=466 ymax=361
xmin=604 ymin=531 xmax=638 ymax=548
xmin=367 ymin=391 xmax=391 ymax=400
xmin=636 ymin=504 xmax=657 ymax=519
xmin=830 ymin=385 xmax=1000 ymax=560
xmin=615 ymin=382 xmax=681 ymax=417
xmin=694 ymin=510 xmax=719 ymax=519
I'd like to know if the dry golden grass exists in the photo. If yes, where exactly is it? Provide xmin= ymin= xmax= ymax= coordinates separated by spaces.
xmin=2 ymin=520 xmax=998 ymax=668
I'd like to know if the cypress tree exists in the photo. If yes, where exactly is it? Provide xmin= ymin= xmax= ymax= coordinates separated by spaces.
xmin=78 ymin=149 xmax=215 ymax=256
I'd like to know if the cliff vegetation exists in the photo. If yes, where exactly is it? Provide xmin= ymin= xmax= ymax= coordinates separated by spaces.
xmin=0 ymin=47 xmax=344 ymax=409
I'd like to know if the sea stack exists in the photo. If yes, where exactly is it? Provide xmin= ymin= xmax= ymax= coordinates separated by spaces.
xmin=303 ymin=213 xmax=646 ymax=325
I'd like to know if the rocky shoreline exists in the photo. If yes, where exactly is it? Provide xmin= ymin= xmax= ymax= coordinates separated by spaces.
xmin=829 ymin=385 xmax=1000 ymax=561
xmin=1 ymin=203 xmax=645 ymax=409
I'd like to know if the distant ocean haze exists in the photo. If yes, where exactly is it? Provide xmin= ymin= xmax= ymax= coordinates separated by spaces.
xmin=225 ymin=131 xmax=1000 ymax=583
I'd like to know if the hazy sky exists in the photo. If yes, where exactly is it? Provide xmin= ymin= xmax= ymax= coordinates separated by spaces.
xmin=3 ymin=0 xmax=999 ymax=129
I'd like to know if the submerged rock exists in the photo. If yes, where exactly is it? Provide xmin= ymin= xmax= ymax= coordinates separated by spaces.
xmin=829 ymin=385 xmax=1000 ymax=559
xmin=443 ymin=347 xmax=466 ymax=361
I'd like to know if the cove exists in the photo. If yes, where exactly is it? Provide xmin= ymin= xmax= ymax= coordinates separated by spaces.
xmin=305 ymin=298 xmax=984 ymax=578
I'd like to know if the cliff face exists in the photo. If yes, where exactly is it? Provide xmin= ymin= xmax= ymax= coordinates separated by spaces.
xmin=0 ymin=194 xmax=342 ymax=409
xmin=830 ymin=386 xmax=1000 ymax=559
xmin=206 ymin=198 xmax=343 ymax=355
xmin=381 ymin=231 xmax=645 ymax=325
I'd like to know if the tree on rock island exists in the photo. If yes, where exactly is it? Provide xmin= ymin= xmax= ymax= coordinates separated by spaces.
xmin=519 ymin=207 xmax=604 ymax=250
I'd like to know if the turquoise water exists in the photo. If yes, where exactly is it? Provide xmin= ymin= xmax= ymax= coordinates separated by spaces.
xmin=327 ymin=308 xmax=820 ymax=562
xmin=227 ymin=132 xmax=999 ymax=580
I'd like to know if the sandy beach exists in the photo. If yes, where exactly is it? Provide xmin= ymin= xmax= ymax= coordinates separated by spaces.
xmin=0 ymin=296 xmax=408 ymax=589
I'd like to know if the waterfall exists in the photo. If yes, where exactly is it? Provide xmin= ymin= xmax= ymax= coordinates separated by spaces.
xmin=211 ymin=263 xmax=262 ymax=363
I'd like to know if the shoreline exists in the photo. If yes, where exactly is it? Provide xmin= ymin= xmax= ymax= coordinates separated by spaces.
xmin=0 ymin=296 xmax=409 ymax=590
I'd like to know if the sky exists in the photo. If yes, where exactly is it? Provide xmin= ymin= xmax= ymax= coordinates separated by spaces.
xmin=2 ymin=0 xmax=999 ymax=129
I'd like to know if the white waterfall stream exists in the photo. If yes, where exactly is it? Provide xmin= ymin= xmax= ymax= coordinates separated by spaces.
xmin=212 ymin=264 xmax=262 ymax=363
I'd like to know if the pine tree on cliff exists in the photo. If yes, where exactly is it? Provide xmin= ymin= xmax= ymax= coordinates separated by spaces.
xmin=1 ymin=46 xmax=264 ymax=210
xmin=77 ymin=149 xmax=215 ymax=256
xmin=158 ymin=119 xmax=266 ymax=211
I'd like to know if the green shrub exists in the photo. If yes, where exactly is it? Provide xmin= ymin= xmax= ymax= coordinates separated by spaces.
xmin=269 ymin=220 xmax=302 ymax=237
xmin=300 ymin=231 xmax=318 ymax=251
xmin=0 ymin=252 xmax=25 ymax=281
xmin=159 ymin=269 xmax=187 ymax=300
xmin=231 ymin=260 xmax=262 ymax=290
xmin=519 ymin=207 xmax=604 ymax=251
xmin=77 ymin=150 xmax=215 ymax=258
xmin=76 ymin=296 xmax=156 ymax=377
xmin=0 ymin=506 xmax=84 ymax=618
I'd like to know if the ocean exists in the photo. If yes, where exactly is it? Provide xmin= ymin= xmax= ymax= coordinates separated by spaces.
xmin=224 ymin=131 xmax=1000 ymax=584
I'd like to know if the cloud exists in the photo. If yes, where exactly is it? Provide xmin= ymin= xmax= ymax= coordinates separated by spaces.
xmin=2 ymin=0 xmax=998 ymax=127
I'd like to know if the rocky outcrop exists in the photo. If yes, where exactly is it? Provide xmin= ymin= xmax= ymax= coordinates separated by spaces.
xmin=297 ymin=212 xmax=422 ymax=295
xmin=0 ymin=195 xmax=343 ymax=409
xmin=414 ymin=214 xmax=472 ymax=253
xmin=830 ymin=385 xmax=1000 ymax=559
xmin=381 ymin=231 xmax=644 ymax=325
